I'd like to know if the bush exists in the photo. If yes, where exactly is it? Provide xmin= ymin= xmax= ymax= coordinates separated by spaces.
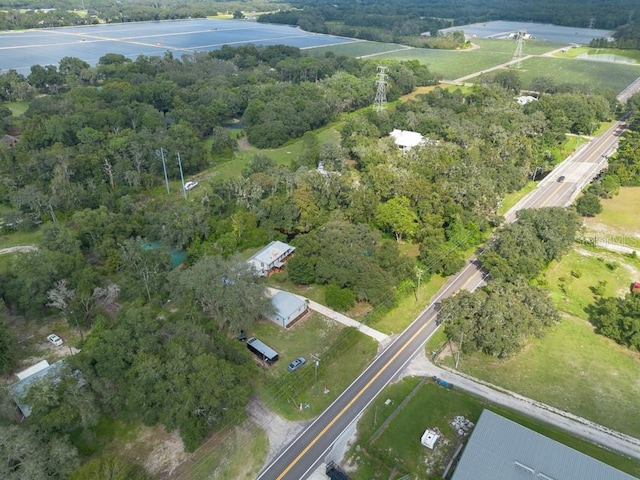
xmin=325 ymin=284 xmax=355 ymax=311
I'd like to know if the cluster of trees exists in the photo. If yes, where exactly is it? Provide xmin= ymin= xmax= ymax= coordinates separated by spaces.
xmin=590 ymin=20 xmax=640 ymax=50
xmin=442 ymin=281 xmax=560 ymax=358
xmin=260 ymin=0 xmax=635 ymax=44
xmin=73 ymin=305 xmax=254 ymax=451
xmin=480 ymin=208 xmax=581 ymax=282
xmin=588 ymin=291 xmax=640 ymax=350
xmin=439 ymin=208 xmax=578 ymax=358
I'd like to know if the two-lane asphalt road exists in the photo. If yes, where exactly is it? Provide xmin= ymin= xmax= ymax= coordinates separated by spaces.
xmin=258 ymin=116 xmax=634 ymax=480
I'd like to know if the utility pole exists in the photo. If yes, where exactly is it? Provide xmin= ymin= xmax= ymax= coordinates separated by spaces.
xmin=159 ymin=147 xmax=170 ymax=194
xmin=311 ymin=354 xmax=320 ymax=395
xmin=455 ymin=332 xmax=464 ymax=369
xmin=176 ymin=152 xmax=186 ymax=199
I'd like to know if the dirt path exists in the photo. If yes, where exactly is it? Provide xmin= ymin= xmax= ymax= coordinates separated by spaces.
xmin=0 ymin=245 xmax=37 ymax=254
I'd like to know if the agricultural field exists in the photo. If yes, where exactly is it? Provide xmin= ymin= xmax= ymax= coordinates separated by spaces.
xmin=514 ymin=56 xmax=640 ymax=94
xmin=346 ymin=377 xmax=640 ymax=479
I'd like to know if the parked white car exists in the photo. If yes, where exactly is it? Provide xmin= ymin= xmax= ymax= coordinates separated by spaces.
xmin=184 ymin=181 xmax=199 ymax=191
xmin=47 ymin=334 xmax=64 ymax=346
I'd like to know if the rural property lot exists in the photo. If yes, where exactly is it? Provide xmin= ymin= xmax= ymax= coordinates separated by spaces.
xmin=0 ymin=18 xmax=358 ymax=73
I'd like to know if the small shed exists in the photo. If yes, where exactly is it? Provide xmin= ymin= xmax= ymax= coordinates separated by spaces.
xmin=421 ymin=428 xmax=440 ymax=449
xmin=247 ymin=241 xmax=295 ymax=277
xmin=516 ymin=95 xmax=538 ymax=105
xmin=266 ymin=291 xmax=308 ymax=328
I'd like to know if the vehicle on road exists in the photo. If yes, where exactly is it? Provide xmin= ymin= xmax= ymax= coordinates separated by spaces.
xmin=47 ymin=334 xmax=64 ymax=346
xmin=557 ymin=175 xmax=566 ymax=182
xmin=184 ymin=181 xmax=199 ymax=191
xmin=288 ymin=357 xmax=306 ymax=372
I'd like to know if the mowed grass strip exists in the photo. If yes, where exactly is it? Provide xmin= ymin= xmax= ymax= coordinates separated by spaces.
xmin=350 ymin=378 xmax=640 ymax=479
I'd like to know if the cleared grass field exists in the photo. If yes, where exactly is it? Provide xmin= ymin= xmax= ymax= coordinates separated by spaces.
xmin=434 ymin=247 xmax=640 ymax=438
xmin=348 ymin=378 xmax=640 ymax=479
xmin=584 ymin=187 xmax=640 ymax=238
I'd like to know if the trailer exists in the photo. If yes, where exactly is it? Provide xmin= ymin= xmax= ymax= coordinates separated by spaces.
xmin=247 ymin=337 xmax=279 ymax=363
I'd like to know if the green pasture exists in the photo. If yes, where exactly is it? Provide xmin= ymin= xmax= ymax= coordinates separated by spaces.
xmin=0 ymin=229 xmax=41 ymax=249
xmin=250 ymin=314 xmax=378 ymax=420
xmin=583 ymin=187 xmax=640 ymax=237
xmin=308 ymin=41 xmax=414 ymax=58
xmin=514 ymin=56 xmax=640 ymax=94
xmin=348 ymin=377 xmax=640 ymax=479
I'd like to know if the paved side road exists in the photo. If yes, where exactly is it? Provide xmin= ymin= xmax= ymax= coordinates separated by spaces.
xmin=401 ymin=351 xmax=640 ymax=462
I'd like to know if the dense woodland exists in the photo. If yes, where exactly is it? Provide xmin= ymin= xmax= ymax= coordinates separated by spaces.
xmin=0 ymin=38 xmax=635 ymax=478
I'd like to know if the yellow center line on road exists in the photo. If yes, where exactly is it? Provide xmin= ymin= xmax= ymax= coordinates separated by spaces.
xmin=276 ymin=271 xmax=479 ymax=480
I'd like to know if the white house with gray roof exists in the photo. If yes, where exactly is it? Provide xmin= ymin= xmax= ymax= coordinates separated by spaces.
xmin=247 ymin=241 xmax=295 ymax=277
xmin=452 ymin=409 xmax=636 ymax=480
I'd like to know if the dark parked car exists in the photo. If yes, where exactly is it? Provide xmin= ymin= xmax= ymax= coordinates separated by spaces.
xmin=557 ymin=175 xmax=566 ymax=182
xmin=288 ymin=357 xmax=306 ymax=372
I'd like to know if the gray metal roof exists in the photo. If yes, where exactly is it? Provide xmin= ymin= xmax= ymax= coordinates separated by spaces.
xmin=452 ymin=410 xmax=637 ymax=480
xmin=270 ymin=291 xmax=306 ymax=320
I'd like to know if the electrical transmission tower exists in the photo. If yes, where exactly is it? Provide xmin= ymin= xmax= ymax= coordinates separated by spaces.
xmin=511 ymin=30 xmax=526 ymax=69
xmin=374 ymin=66 xmax=387 ymax=112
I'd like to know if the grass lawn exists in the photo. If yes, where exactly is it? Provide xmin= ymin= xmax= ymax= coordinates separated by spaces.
xmin=583 ymin=187 xmax=640 ymax=238
xmin=3 ymin=100 xmax=28 ymax=116
xmin=250 ymin=315 xmax=378 ymax=420
xmin=347 ymin=377 xmax=640 ymax=479
xmin=208 ymin=124 xmax=341 ymax=182
xmin=0 ymin=229 xmax=42 ymax=249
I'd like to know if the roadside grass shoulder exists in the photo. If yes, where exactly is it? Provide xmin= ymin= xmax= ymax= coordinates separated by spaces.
xmin=348 ymin=377 xmax=640 ymax=479
xmin=0 ymin=229 xmax=41 ymax=249
xmin=497 ymin=181 xmax=536 ymax=215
